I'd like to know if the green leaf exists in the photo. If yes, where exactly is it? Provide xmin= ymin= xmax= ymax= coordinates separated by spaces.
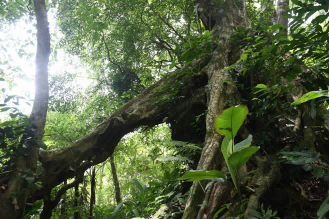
xmin=255 ymin=84 xmax=268 ymax=89
xmin=177 ymin=170 xmax=226 ymax=181
xmin=214 ymin=105 xmax=249 ymax=139
xmin=93 ymin=32 xmax=100 ymax=41
xmin=313 ymin=167 xmax=324 ymax=178
xmin=234 ymin=134 xmax=253 ymax=152
xmin=34 ymin=182 xmax=43 ymax=190
xmin=291 ymin=90 xmax=329 ymax=105
xmin=318 ymin=195 xmax=329 ymax=219
xmin=228 ymin=146 xmax=259 ymax=171
xmin=111 ymin=202 xmax=124 ymax=218
xmin=169 ymin=59 xmax=176 ymax=69
xmin=37 ymin=141 xmax=47 ymax=150
xmin=25 ymin=176 xmax=35 ymax=184
xmin=132 ymin=178 xmax=146 ymax=193
xmin=221 ymin=136 xmax=233 ymax=159
xmin=221 ymin=136 xmax=239 ymax=191
xmin=132 ymin=209 xmax=140 ymax=217
xmin=269 ymin=24 xmax=282 ymax=31
xmin=312 ymin=15 xmax=328 ymax=24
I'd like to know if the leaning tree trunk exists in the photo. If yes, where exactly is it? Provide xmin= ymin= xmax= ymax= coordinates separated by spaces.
xmin=0 ymin=0 xmax=50 ymax=218
xmin=183 ymin=1 xmax=248 ymax=218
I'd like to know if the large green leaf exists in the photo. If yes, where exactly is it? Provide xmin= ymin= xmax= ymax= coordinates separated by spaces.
xmin=177 ymin=170 xmax=226 ymax=181
xmin=228 ymin=147 xmax=260 ymax=171
xmin=132 ymin=178 xmax=146 ymax=193
xmin=214 ymin=105 xmax=249 ymax=139
xmin=291 ymin=90 xmax=329 ymax=105
xmin=221 ymin=136 xmax=233 ymax=158
xmin=221 ymin=136 xmax=238 ymax=191
xmin=111 ymin=202 xmax=124 ymax=218
xmin=318 ymin=195 xmax=329 ymax=219
xmin=234 ymin=134 xmax=253 ymax=152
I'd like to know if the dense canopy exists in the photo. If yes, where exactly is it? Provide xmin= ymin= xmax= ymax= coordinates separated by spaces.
xmin=0 ymin=0 xmax=329 ymax=218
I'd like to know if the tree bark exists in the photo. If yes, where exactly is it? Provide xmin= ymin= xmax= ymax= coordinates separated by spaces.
xmin=74 ymin=182 xmax=80 ymax=219
xmin=89 ymin=167 xmax=96 ymax=219
xmin=61 ymin=180 xmax=67 ymax=216
xmin=110 ymin=156 xmax=122 ymax=204
xmin=276 ymin=0 xmax=289 ymax=28
xmin=40 ymin=174 xmax=84 ymax=219
xmin=33 ymin=55 xmax=210 ymax=199
xmin=183 ymin=0 xmax=247 ymax=218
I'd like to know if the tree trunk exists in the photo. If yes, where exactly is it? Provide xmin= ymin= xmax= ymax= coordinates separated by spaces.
xmin=183 ymin=0 xmax=248 ymax=218
xmin=97 ymin=164 xmax=105 ymax=204
xmin=40 ymin=174 xmax=84 ymax=219
xmin=0 ymin=0 xmax=50 ymax=218
xmin=74 ymin=182 xmax=80 ymax=219
xmin=61 ymin=180 xmax=67 ymax=216
xmin=276 ymin=0 xmax=289 ymax=28
xmin=89 ymin=167 xmax=96 ymax=219
xmin=110 ymin=156 xmax=122 ymax=204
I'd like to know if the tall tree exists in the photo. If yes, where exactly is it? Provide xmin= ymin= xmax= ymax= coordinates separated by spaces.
xmin=0 ymin=0 xmax=50 ymax=218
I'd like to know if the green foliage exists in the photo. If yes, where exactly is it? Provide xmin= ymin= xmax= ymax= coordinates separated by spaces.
xmin=230 ymin=0 xmax=329 ymax=120
xmin=177 ymin=30 xmax=214 ymax=64
xmin=214 ymin=105 xmax=249 ymax=140
xmin=292 ymin=90 xmax=329 ymax=105
xmin=279 ymin=150 xmax=329 ymax=180
xmin=216 ymin=105 xmax=259 ymax=193
xmin=318 ymin=195 xmax=329 ymax=219
xmin=111 ymin=175 xmax=185 ymax=219
xmin=56 ymin=0 xmax=201 ymax=102
xmin=279 ymin=149 xmax=329 ymax=218
xmin=0 ymin=0 xmax=31 ymax=23
xmin=179 ymin=105 xmax=259 ymax=201
xmin=178 ymin=170 xmax=226 ymax=182
xmin=249 ymin=204 xmax=280 ymax=219
xmin=0 ymin=103 xmax=38 ymax=168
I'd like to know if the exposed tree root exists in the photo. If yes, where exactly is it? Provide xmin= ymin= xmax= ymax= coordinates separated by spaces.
xmin=244 ymin=156 xmax=281 ymax=217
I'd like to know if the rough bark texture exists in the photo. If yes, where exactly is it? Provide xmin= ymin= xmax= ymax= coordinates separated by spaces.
xmin=110 ymin=156 xmax=122 ymax=204
xmin=183 ymin=0 xmax=247 ymax=218
xmin=276 ymin=0 xmax=289 ymax=28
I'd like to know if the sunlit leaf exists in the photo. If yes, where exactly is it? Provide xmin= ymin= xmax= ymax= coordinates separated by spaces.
xmin=214 ymin=105 xmax=249 ymax=139
xmin=228 ymin=146 xmax=259 ymax=171
xmin=177 ymin=170 xmax=226 ymax=181
xmin=292 ymin=90 xmax=329 ymax=105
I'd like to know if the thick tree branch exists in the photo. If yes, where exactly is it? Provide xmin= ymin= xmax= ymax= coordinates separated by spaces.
xmin=35 ymin=55 xmax=211 ymax=198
